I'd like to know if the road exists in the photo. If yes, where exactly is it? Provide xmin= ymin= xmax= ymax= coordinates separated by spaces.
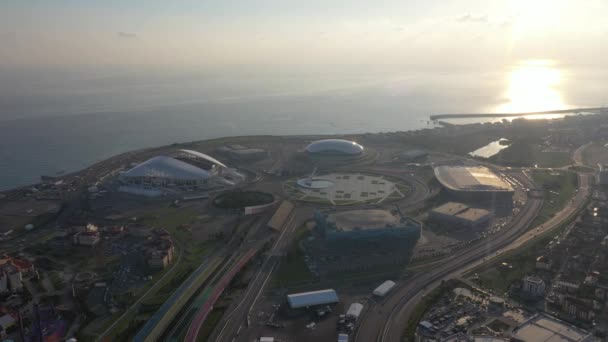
xmin=356 ymin=171 xmax=590 ymax=342
xmin=209 ymin=168 xmax=431 ymax=342
xmin=211 ymin=208 xmax=305 ymax=342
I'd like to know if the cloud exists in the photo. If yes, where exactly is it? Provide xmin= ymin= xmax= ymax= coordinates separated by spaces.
xmin=456 ymin=14 xmax=488 ymax=23
xmin=117 ymin=31 xmax=137 ymax=38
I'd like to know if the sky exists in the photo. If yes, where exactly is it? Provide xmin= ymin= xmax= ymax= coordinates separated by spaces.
xmin=1 ymin=0 xmax=607 ymax=69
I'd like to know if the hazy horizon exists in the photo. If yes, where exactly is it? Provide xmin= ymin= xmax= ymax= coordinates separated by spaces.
xmin=1 ymin=0 xmax=608 ymax=189
xmin=2 ymin=1 xmax=608 ymax=69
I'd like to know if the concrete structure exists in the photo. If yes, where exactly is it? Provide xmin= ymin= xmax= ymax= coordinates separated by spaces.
xmin=0 ymin=314 xmax=16 ymax=332
xmin=268 ymin=201 xmax=294 ymax=231
xmin=229 ymin=148 xmax=267 ymax=161
xmin=373 ymin=280 xmax=396 ymax=297
xmin=535 ymin=256 xmax=553 ymax=271
xmin=286 ymin=289 xmax=339 ymax=309
xmin=511 ymin=313 xmax=595 ymax=342
xmin=522 ymin=275 xmax=546 ymax=297
xmin=5 ymin=264 xmax=22 ymax=292
xmin=398 ymin=149 xmax=428 ymax=161
xmin=315 ymin=209 xmax=421 ymax=242
xmin=429 ymin=202 xmax=493 ymax=228
xmin=146 ymin=238 xmax=175 ymax=269
xmin=434 ymin=166 xmax=514 ymax=202
xmin=0 ymin=272 xmax=7 ymax=293
xmin=305 ymin=139 xmax=364 ymax=155
xmin=288 ymin=172 xmax=408 ymax=205
xmin=73 ymin=231 xmax=100 ymax=246
xmin=597 ymin=164 xmax=608 ymax=186
xmin=216 ymin=145 xmax=267 ymax=161
xmin=309 ymin=210 xmax=420 ymax=274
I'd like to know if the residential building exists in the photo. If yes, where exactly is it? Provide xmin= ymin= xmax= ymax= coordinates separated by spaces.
xmin=73 ymin=231 xmax=100 ymax=246
xmin=522 ymin=276 xmax=546 ymax=297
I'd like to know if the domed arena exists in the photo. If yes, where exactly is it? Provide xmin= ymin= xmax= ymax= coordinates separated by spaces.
xmin=305 ymin=139 xmax=364 ymax=155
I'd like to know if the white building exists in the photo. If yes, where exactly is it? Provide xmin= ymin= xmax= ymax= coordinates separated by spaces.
xmin=597 ymin=164 xmax=608 ymax=185
xmin=305 ymin=139 xmax=364 ymax=155
xmin=535 ymin=256 xmax=553 ymax=271
xmin=346 ymin=303 xmax=364 ymax=321
xmin=522 ymin=276 xmax=545 ymax=297
xmin=4 ymin=264 xmax=22 ymax=292
xmin=73 ymin=231 xmax=100 ymax=246
xmin=0 ymin=272 xmax=7 ymax=293
xmin=373 ymin=280 xmax=396 ymax=297
xmin=121 ymin=150 xmax=243 ymax=190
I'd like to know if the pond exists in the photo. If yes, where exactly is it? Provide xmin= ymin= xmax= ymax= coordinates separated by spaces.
xmin=469 ymin=138 xmax=510 ymax=158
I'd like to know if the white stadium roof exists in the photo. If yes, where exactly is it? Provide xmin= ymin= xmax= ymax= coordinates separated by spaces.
xmin=434 ymin=166 xmax=514 ymax=192
xmin=178 ymin=149 xmax=227 ymax=168
xmin=124 ymin=156 xmax=211 ymax=180
xmin=305 ymin=139 xmax=364 ymax=155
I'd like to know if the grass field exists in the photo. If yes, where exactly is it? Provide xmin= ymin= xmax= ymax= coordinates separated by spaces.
xmin=530 ymin=170 xmax=578 ymax=227
xmin=467 ymin=170 xmax=582 ymax=295
xmin=196 ymin=307 xmax=226 ymax=342
xmin=490 ymin=141 xmax=572 ymax=167
xmin=272 ymin=226 xmax=314 ymax=287
xmin=98 ymin=206 xmax=217 ymax=341
xmin=470 ymin=202 xmax=583 ymax=295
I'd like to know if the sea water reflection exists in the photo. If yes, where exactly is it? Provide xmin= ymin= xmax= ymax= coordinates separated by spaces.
xmin=469 ymin=139 xmax=510 ymax=158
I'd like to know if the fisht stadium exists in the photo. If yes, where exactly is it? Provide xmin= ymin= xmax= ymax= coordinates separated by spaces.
xmin=434 ymin=166 xmax=514 ymax=203
xmin=120 ymin=149 xmax=243 ymax=189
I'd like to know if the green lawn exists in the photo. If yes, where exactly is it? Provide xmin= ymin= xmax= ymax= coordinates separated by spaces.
xmin=470 ymin=170 xmax=577 ymax=294
xmin=272 ymin=226 xmax=314 ymax=287
xmin=469 ymin=204 xmax=582 ymax=295
xmin=530 ymin=170 xmax=578 ymax=227
xmin=474 ymin=257 xmax=536 ymax=294
xmin=196 ymin=307 xmax=226 ymax=342
xmin=100 ymin=206 xmax=216 ymax=340
xmin=490 ymin=141 xmax=572 ymax=167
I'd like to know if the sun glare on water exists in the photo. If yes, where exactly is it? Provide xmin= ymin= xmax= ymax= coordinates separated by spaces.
xmin=497 ymin=60 xmax=567 ymax=118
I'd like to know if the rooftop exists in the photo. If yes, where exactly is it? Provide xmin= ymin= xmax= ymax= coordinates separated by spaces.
xmin=306 ymin=139 xmax=364 ymax=155
xmin=287 ymin=289 xmax=339 ymax=309
xmin=456 ymin=208 xmax=492 ymax=222
xmin=431 ymin=202 xmax=492 ymax=223
xmin=327 ymin=209 xmax=402 ymax=231
xmin=432 ymin=202 xmax=469 ymax=215
xmin=511 ymin=314 xmax=595 ymax=342
xmin=434 ymin=166 xmax=514 ymax=192
xmin=123 ymin=156 xmax=211 ymax=180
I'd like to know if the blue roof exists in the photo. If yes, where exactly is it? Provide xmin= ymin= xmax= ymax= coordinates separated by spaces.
xmin=287 ymin=289 xmax=339 ymax=309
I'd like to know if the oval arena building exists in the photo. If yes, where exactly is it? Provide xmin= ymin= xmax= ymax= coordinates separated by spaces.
xmin=305 ymin=139 xmax=364 ymax=156
xmin=434 ymin=166 xmax=514 ymax=203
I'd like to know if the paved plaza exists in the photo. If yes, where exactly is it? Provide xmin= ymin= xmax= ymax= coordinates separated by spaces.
xmin=283 ymin=172 xmax=410 ymax=205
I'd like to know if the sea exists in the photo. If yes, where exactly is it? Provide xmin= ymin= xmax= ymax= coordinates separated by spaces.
xmin=0 ymin=64 xmax=605 ymax=190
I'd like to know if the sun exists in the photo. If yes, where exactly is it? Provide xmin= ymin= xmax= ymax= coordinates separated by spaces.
xmin=497 ymin=60 xmax=566 ymax=114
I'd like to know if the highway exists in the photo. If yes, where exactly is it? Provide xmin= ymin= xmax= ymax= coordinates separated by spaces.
xmin=211 ymin=208 xmax=305 ymax=342
xmin=208 ymin=168 xmax=431 ymax=342
xmin=355 ymin=171 xmax=590 ymax=342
